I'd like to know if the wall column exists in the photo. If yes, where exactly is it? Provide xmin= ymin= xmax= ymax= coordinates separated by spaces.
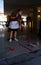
xmin=33 ymin=7 xmax=37 ymax=34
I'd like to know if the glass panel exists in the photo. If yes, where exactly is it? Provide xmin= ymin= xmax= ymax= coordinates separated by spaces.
xmin=0 ymin=0 xmax=4 ymax=13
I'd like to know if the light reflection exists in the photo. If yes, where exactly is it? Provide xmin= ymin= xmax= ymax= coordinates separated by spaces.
xmin=0 ymin=14 xmax=7 ymax=21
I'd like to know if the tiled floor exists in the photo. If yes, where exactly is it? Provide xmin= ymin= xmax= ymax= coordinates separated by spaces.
xmin=0 ymin=29 xmax=41 ymax=65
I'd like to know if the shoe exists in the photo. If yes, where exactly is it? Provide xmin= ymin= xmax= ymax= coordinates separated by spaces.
xmin=14 ymin=38 xmax=18 ymax=41
xmin=9 ymin=39 xmax=12 ymax=42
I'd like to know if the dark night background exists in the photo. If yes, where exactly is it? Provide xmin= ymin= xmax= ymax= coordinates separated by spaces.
xmin=4 ymin=0 xmax=41 ymax=14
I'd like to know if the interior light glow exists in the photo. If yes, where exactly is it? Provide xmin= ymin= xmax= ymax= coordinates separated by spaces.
xmin=37 ymin=15 xmax=40 ymax=18
xmin=24 ymin=22 xmax=27 ymax=26
xmin=38 ymin=9 xmax=40 ymax=12
xmin=0 ymin=14 xmax=7 ymax=21
xmin=21 ymin=16 xmax=27 ymax=21
xmin=28 ymin=22 xmax=31 ymax=28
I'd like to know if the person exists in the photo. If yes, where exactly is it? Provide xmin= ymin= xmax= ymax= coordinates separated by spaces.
xmin=26 ymin=16 xmax=32 ymax=32
xmin=9 ymin=9 xmax=22 ymax=42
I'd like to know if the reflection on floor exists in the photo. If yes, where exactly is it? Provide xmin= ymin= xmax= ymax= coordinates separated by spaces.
xmin=0 ymin=28 xmax=41 ymax=65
